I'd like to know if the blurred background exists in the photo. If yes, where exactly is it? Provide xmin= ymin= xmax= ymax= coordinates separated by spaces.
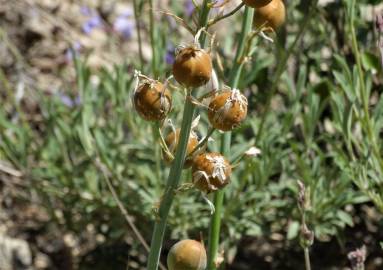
xmin=0 ymin=0 xmax=383 ymax=269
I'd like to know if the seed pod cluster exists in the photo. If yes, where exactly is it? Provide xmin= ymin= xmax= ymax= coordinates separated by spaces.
xmin=253 ymin=0 xmax=286 ymax=31
xmin=167 ymin=239 xmax=207 ymax=270
xmin=192 ymin=152 xmax=232 ymax=193
xmin=133 ymin=80 xmax=172 ymax=121
xmin=208 ymin=89 xmax=248 ymax=131
xmin=164 ymin=128 xmax=199 ymax=168
xmin=173 ymin=46 xmax=212 ymax=88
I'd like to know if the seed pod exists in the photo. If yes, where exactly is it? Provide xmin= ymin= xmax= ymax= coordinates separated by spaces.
xmin=133 ymin=80 xmax=172 ymax=121
xmin=243 ymin=0 xmax=272 ymax=8
xmin=208 ymin=89 xmax=248 ymax=131
xmin=172 ymin=46 xmax=212 ymax=88
xmin=167 ymin=239 xmax=207 ymax=270
xmin=253 ymin=0 xmax=286 ymax=31
xmin=164 ymin=128 xmax=199 ymax=168
xmin=192 ymin=152 xmax=231 ymax=193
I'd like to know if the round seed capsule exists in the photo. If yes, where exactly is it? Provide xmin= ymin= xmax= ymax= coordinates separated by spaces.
xmin=208 ymin=89 xmax=248 ymax=132
xmin=167 ymin=239 xmax=207 ymax=270
xmin=163 ymin=128 xmax=199 ymax=168
xmin=253 ymin=0 xmax=286 ymax=31
xmin=133 ymin=81 xmax=172 ymax=121
xmin=243 ymin=0 xmax=272 ymax=8
xmin=192 ymin=152 xmax=232 ymax=193
xmin=172 ymin=46 xmax=212 ymax=88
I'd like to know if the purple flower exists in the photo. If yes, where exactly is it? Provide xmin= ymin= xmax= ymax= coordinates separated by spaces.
xmin=58 ymin=93 xmax=81 ymax=108
xmin=113 ymin=15 xmax=134 ymax=39
xmin=80 ymin=6 xmax=92 ymax=16
xmin=165 ymin=44 xmax=175 ymax=65
xmin=184 ymin=0 xmax=195 ymax=17
xmin=82 ymin=15 xmax=102 ymax=34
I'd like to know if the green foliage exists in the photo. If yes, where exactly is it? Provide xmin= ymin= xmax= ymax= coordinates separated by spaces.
xmin=0 ymin=0 xmax=382 ymax=267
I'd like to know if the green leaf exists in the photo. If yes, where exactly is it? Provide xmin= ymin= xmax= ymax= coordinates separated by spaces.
xmin=287 ymin=221 xmax=300 ymax=240
xmin=361 ymin=51 xmax=381 ymax=73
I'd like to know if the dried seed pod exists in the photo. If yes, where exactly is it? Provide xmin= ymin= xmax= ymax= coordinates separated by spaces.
xmin=243 ymin=0 xmax=272 ymax=8
xmin=167 ymin=239 xmax=207 ymax=270
xmin=172 ymin=46 xmax=212 ymax=88
xmin=164 ymin=128 xmax=199 ymax=168
xmin=208 ymin=89 xmax=248 ymax=131
xmin=192 ymin=152 xmax=232 ymax=193
xmin=133 ymin=80 xmax=172 ymax=121
xmin=253 ymin=0 xmax=286 ymax=31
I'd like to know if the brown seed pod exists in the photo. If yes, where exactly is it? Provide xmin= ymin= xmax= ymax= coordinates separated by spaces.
xmin=133 ymin=80 xmax=172 ymax=121
xmin=253 ymin=0 xmax=286 ymax=31
xmin=243 ymin=0 xmax=272 ymax=8
xmin=163 ymin=128 xmax=199 ymax=168
xmin=192 ymin=152 xmax=232 ymax=193
xmin=208 ymin=89 xmax=248 ymax=131
xmin=172 ymin=46 xmax=212 ymax=88
xmin=167 ymin=239 xmax=207 ymax=270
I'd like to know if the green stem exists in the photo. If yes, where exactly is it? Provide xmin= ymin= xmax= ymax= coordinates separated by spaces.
xmin=198 ymin=0 xmax=211 ymax=46
xmin=147 ymin=96 xmax=195 ymax=270
xmin=207 ymin=7 xmax=254 ymax=270
xmin=255 ymin=0 xmax=318 ymax=143
xmin=133 ymin=0 xmax=144 ymax=70
xmin=304 ymin=248 xmax=312 ymax=270
xmin=349 ymin=0 xmax=382 ymax=168
xmin=146 ymin=2 xmax=211 ymax=269
xmin=149 ymin=0 xmax=159 ymax=77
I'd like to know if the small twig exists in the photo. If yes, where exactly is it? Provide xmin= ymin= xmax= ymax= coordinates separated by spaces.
xmin=0 ymin=162 xmax=23 ymax=178
xmin=207 ymin=2 xmax=245 ymax=29
xmin=158 ymin=10 xmax=195 ymax=35
xmin=95 ymin=158 xmax=167 ymax=270
xmin=189 ymin=127 xmax=215 ymax=157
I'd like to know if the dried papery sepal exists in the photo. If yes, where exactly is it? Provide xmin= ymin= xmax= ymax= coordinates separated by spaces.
xmin=192 ymin=152 xmax=232 ymax=193
xmin=253 ymin=0 xmax=286 ymax=31
xmin=167 ymin=239 xmax=207 ymax=270
xmin=208 ymin=88 xmax=248 ymax=131
xmin=188 ymin=127 xmax=215 ymax=159
xmin=133 ymin=71 xmax=172 ymax=121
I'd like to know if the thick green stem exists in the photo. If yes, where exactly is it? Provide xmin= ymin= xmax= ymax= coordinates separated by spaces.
xmin=207 ymin=7 xmax=253 ymax=270
xmin=304 ymin=248 xmax=312 ymax=270
xmin=255 ymin=0 xmax=318 ymax=143
xmin=133 ymin=0 xmax=144 ymax=70
xmin=146 ymin=2 xmax=211 ymax=269
xmin=147 ymin=97 xmax=195 ymax=270
xmin=149 ymin=0 xmax=159 ymax=77
xmin=349 ymin=0 xmax=382 ymax=168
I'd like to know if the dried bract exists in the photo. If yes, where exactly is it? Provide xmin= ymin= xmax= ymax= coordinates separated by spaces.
xmin=208 ymin=89 xmax=248 ymax=131
xmin=192 ymin=152 xmax=232 ymax=193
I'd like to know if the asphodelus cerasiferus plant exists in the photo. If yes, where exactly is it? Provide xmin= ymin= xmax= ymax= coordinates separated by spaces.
xmin=135 ymin=6 xmax=264 ymax=266
xmin=167 ymin=239 xmax=207 ymax=270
